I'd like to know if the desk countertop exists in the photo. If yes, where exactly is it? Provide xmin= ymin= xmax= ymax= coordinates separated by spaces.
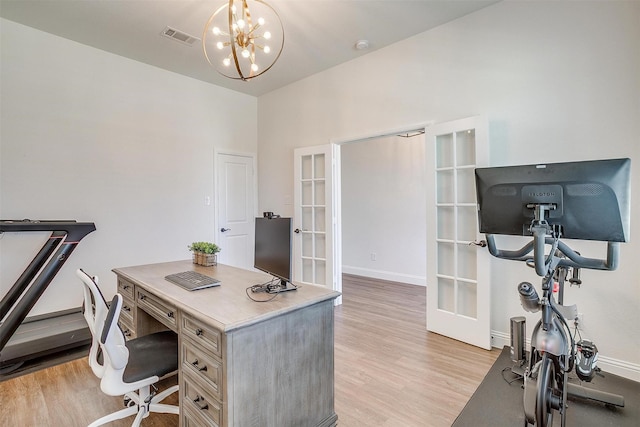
xmin=112 ymin=260 xmax=341 ymax=333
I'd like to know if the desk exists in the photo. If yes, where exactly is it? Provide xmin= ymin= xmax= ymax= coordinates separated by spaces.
xmin=112 ymin=260 xmax=340 ymax=427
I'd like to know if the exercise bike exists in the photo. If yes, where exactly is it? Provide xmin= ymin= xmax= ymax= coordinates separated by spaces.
xmin=474 ymin=158 xmax=631 ymax=427
xmin=485 ymin=204 xmax=625 ymax=427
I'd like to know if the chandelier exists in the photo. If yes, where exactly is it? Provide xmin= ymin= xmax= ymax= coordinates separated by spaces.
xmin=203 ymin=0 xmax=284 ymax=81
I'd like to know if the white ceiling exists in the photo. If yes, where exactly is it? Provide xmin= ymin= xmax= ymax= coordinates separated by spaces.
xmin=0 ymin=0 xmax=499 ymax=97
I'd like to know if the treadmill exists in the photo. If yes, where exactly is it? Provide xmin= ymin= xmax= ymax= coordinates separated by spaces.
xmin=0 ymin=220 xmax=96 ymax=376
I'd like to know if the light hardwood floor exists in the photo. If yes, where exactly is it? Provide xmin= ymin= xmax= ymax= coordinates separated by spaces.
xmin=0 ymin=275 xmax=499 ymax=426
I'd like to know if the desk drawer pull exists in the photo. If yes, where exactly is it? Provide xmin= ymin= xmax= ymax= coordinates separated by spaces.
xmin=191 ymin=359 xmax=208 ymax=372
xmin=139 ymin=294 xmax=146 ymax=301
xmin=193 ymin=395 xmax=209 ymax=411
xmin=122 ymin=305 xmax=131 ymax=312
xmin=167 ymin=311 xmax=174 ymax=318
xmin=195 ymin=328 xmax=203 ymax=336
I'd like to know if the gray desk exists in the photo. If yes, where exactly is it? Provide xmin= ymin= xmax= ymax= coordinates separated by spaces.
xmin=112 ymin=260 xmax=340 ymax=427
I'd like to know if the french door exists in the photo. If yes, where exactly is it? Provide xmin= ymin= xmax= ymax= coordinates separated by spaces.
xmin=293 ymin=145 xmax=342 ymax=303
xmin=426 ymin=116 xmax=491 ymax=349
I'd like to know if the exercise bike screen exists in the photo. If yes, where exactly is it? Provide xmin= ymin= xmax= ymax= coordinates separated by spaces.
xmin=475 ymin=158 xmax=631 ymax=242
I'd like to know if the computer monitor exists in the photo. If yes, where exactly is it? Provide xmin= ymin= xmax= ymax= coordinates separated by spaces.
xmin=254 ymin=217 xmax=292 ymax=287
xmin=475 ymin=158 xmax=631 ymax=242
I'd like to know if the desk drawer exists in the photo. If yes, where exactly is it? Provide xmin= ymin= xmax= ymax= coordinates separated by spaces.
xmin=182 ymin=314 xmax=221 ymax=358
xmin=118 ymin=316 xmax=135 ymax=340
xmin=182 ymin=339 xmax=223 ymax=399
xmin=182 ymin=371 xmax=222 ymax=427
xmin=136 ymin=289 xmax=177 ymax=330
xmin=119 ymin=295 xmax=135 ymax=325
xmin=117 ymin=278 xmax=135 ymax=300
xmin=182 ymin=406 xmax=211 ymax=427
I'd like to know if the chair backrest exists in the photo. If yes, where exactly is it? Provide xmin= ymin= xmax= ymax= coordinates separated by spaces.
xmin=76 ymin=268 xmax=110 ymax=378
xmin=99 ymin=294 xmax=133 ymax=396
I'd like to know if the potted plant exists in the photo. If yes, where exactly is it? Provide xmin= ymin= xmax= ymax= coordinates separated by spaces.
xmin=188 ymin=241 xmax=221 ymax=266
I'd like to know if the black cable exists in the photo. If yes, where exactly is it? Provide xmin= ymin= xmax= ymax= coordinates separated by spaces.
xmin=501 ymin=366 xmax=524 ymax=386
xmin=245 ymin=285 xmax=278 ymax=302
xmin=548 ymin=296 xmax=576 ymax=373
xmin=245 ymin=277 xmax=299 ymax=302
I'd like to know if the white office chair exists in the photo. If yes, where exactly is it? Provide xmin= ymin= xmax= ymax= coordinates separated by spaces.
xmin=77 ymin=270 xmax=179 ymax=427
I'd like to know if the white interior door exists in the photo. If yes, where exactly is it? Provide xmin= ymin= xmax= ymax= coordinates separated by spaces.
xmin=426 ymin=116 xmax=491 ymax=349
xmin=293 ymin=144 xmax=342 ymax=302
xmin=215 ymin=152 xmax=256 ymax=270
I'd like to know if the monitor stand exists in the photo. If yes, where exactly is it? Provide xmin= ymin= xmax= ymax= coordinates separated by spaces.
xmin=267 ymin=279 xmax=298 ymax=294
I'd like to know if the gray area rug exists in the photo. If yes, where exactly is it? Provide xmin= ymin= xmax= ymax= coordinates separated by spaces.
xmin=453 ymin=346 xmax=639 ymax=426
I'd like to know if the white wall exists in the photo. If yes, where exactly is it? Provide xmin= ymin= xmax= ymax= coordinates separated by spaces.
xmin=257 ymin=1 xmax=640 ymax=377
xmin=341 ymin=135 xmax=426 ymax=285
xmin=0 ymin=19 xmax=258 ymax=315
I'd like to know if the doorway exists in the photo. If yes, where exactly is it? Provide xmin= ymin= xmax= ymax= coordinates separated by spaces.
xmin=330 ymin=116 xmax=491 ymax=349
xmin=340 ymin=133 xmax=427 ymax=287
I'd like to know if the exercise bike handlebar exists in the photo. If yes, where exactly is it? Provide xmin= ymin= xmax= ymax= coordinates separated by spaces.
xmin=485 ymin=233 xmax=619 ymax=276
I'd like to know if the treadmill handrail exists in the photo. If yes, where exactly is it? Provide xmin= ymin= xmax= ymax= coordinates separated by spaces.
xmin=0 ymin=219 xmax=96 ymax=352
xmin=0 ymin=220 xmax=96 ymax=242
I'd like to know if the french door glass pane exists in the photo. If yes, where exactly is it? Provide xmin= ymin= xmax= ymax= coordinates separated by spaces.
xmin=301 ymin=155 xmax=313 ymax=179
xmin=302 ymin=233 xmax=313 ymax=257
xmin=457 ymin=243 xmax=477 ymax=280
xmin=301 ymin=207 xmax=313 ymax=230
xmin=456 ymin=130 xmax=476 ymax=166
xmin=313 ymin=154 xmax=325 ymax=178
xmin=436 ymin=170 xmax=454 ymax=203
xmin=437 ymin=242 xmax=455 ymax=277
xmin=314 ymin=208 xmax=326 ymax=232
xmin=437 ymin=277 xmax=455 ymax=313
xmin=315 ymin=260 xmax=326 ymax=285
xmin=302 ymin=258 xmax=313 ymax=283
xmin=436 ymin=134 xmax=454 ymax=168
xmin=458 ymin=206 xmax=477 ymax=242
xmin=456 ymin=168 xmax=476 ymax=203
xmin=437 ymin=206 xmax=455 ymax=240
xmin=457 ymin=281 xmax=478 ymax=318
xmin=302 ymin=181 xmax=313 ymax=205
xmin=315 ymin=234 xmax=326 ymax=257
xmin=314 ymin=181 xmax=326 ymax=205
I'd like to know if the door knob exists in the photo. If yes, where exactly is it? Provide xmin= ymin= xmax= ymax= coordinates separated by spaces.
xmin=221 ymin=228 xmax=231 ymax=232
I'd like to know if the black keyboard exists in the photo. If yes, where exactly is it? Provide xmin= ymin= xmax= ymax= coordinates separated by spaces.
xmin=164 ymin=271 xmax=220 ymax=291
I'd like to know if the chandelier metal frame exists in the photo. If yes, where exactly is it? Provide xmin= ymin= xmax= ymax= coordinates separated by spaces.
xmin=203 ymin=0 xmax=284 ymax=81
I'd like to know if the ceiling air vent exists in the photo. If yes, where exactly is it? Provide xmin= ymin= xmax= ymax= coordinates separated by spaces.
xmin=161 ymin=26 xmax=200 ymax=46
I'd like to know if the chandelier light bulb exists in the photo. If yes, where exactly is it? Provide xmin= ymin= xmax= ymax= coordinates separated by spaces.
xmin=258 ymin=17 xmax=265 ymax=25
xmin=264 ymin=45 xmax=271 ymax=54
xmin=223 ymin=57 xmax=231 ymax=66
xmin=241 ymin=49 xmax=250 ymax=58
xmin=264 ymin=31 xmax=271 ymax=40
xmin=237 ymin=19 xmax=245 ymax=29
xmin=251 ymin=63 xmax=259 ymax=72
xmin=216 ymin=41 xmax=224 ymax=50
xmin=213 ymin=26 xmax=221 ymax=35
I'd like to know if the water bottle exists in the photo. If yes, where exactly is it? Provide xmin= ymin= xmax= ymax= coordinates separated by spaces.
xmin=518 ymin=282 xmax=540 ymax=313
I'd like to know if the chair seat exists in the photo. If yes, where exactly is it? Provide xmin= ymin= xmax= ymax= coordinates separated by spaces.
xmin=123 ymin=331 xmax=178 ymax=383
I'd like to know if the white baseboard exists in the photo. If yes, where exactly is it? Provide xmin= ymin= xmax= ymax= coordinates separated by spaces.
xmin=342 ymin=265 xmax=426 ymax=286
xmin=491 ymin=330 xmax=640 ymax=382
